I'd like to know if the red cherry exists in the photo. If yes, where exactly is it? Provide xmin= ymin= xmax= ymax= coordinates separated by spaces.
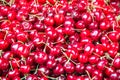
xmin=0 ymin=39 xmax=9 ymax=50
xmin=78 ymin=54 xmax=88 ymax=63
xmin=34 ymin=51 xmax=48 ymax=64
xmin=63 ymin=62 xmax=75 ymax=74
xmin=20 ymin=65 xmax=30 ymax=74
xmin=113 ymin=57 xmax=120 ymax=69
xmin=0 ymin=58 xmax=9 ymax=70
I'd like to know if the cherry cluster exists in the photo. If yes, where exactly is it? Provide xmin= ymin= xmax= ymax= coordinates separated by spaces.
xmin=0 ymin=0 xmax=120 ymax=80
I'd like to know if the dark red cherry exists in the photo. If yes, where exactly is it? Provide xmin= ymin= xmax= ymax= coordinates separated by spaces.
xmin=34 ymin=51 xmax=48 ymax=64
xmin=63 ymin=62 xmax=75 ymax=74
xmin=0 ymin=58 xmax=9 ymax=70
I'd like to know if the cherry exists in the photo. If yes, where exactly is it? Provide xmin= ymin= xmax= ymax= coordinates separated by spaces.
xmin=8 ymin=69 xmax=20 ymax=79
xmin=0 ymin=39 xmax=9 ymax=50
xmin=109 ymin=72 xmax=119 ymax=80
xmin=63 ymin=62 xmax=75 ymax=74
xmin=16 ymin=31 xmax=28 ymax=42
xmin=75 ymin=63 xmax=85 ymax=74
xmin=108 ymin=31 xmax=119 ymax=42
xmin=38 ymin=0 xmax=46 ymax=4
xmin=105 ymin=66 xmax=115 ymax=76
xmin=2 ymin=51 xmax=13 ymax=60
xmin=92 ymin=69 xmax=103 ymax=80
xmin=89 ymin=55 xmax=99 ymax=64
xmin=11 ymin=58 xmax=20 ymax=69
xmin=66 ymin=74 xmax=77 ymax=80
xmin=113 ymin=57 xmax=120 ymax=69
xmin=88 ymin=21 xmax=98 ymax=30
xmin=84 ymin=43 xmax=94 ymax=56
xmin=80 ymin=29 xmax=90 ymax=38
xmin=21 ymin=21 xmax=33 ymax=30
xmin=37 ymin=66 xmax=50 ymax=76
xmin=44 ymin=17 xmax=54 ymax=26
xmin=54 ymin=14 xmax=65 ymax=25
xmin=81 ymin=12 xmax=92 ymax=25
xmin=12 ymin=76 xmax=21 ymax=80
xmin=97 ymin=59 xmax=108 ymax=70
xmin=78 ymin=54 xmax=88 ymax=63
xmin=75 ymin=20 xmax=85 ymax=29
xmin=0 ymin=58 xmax=9 ymax=70
xmin=26 ymin=74 xmax=38 ymax=80
xmin=85 ymin=64 xmax=95 ymax=74
xmin=63 ymin=26 xmax=75 ymax=35
xmin=7 ymin=11 xmax=16 ymax=21
xmin=46 ymin=59 xmax=57 ymax=69
xmin=65 ymin=47 xmax=79 ymax=60
xmin=99 ymin=21 xmax=110 ymax=31
xmin=20 ymin=65 xmax=30 ymax=74
xmin=34 ymin=51 xmax=48 ymax=64
xmin=34 ymin=22 xmax=45 ymax=31
xmin=53 ymin=64 xmax=64 ymax=76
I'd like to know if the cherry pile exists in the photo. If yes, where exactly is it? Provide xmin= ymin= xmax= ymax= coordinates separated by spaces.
xmin=0 ymin=0 xmax=120 ymax=80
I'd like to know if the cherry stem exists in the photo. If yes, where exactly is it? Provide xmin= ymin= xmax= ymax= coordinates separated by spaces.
xmin=34 ymin=64 xmax=39 ymax=74
xmin=4 ymin=30 xmax=8 ymax=40
xmin=9 ymin=0 xmax=15 ymax=6
xmin=61 ymin=50 xmax=77 ymax=65
xmin=12 ymin=58 xmax=20 ymax=67
xmin=43 ymin=38 xmax=49 ymax=52
xmin=65 ymin=54 xmax=72 ymax=65
xmin=9 ymin=61 xmax=13 ymax=70
xmin=105 ymin=53 xmax=113 ymax=60
xmin=0 ymin=0 xmax=10 ymax=6
xmin=86 ymin=70 xmax=92 ymax=80
xmin=41 ymin=72 xmax=58 ymax=80
xmin=105 ymin=34 xmax=113 ymax=43
xmin=0 ymin=50 xmax=2 ymax=57
xmin=21 ymin=57 xmax=26 ymax=65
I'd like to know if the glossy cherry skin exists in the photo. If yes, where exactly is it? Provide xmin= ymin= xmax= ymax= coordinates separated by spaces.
xmin=12 ymin=76 xmax=21 ymax=80
xmin=44 ymin=17 xmax=54 ymax=26
xmin=97 ymin=59 xmax=108 ymax=70
xmin=75 ymin=63 xmax=85 ymax=74
xmin=0 ymin=39 xmax=9 ymax=50
xmin=81 ymin=12 xmax=92 ymax=25
xmin=54 ymin=14 xmax=65 ymax=25
xmin=8 ymin=69 xmax=20 ymax=79
xmin=66 ymin=74 xmax=77 ymax=80
xmin=92 ymin=69 xmax=103 ymax=80
xmin=78 ymin=54 xmax=88 ymax=63
xmin=113 ymin=57 xmax=120 ymax=69
xmin=84 ymin=43 xmax=94 ymax=56
xmin=34 ymin=51 xmax=48 ymax=64
xmin=20 ymin=65 xmax=30 ymax=74
xmin=26 ymin=74 xmax=38 ymax=80
xmin=46 ymin=59 xmax=57 ymax=69
xmin=37 ymin=66 xmax=50 ymax=76
xmin=75 ymin=20 xmax=85 ymax=29
xmin=63 ymin=62 xmax=75 ymax=74
xmin=2 ymin=51 xmax=13 ymax=60
xmin=109 ymin=72 xmax=119 ymax=80
xmin=0 ymin=58 xmax=9 ymax=70
xmin=89 ymin=55 xmax=99 ymax=64
xmin=53 ymin=64 xmax=64 ymax=76
xmin=66 ymin=47 xmax=79 ymax=60
xmin=105 ymin=66 xmax=115 ymax=76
